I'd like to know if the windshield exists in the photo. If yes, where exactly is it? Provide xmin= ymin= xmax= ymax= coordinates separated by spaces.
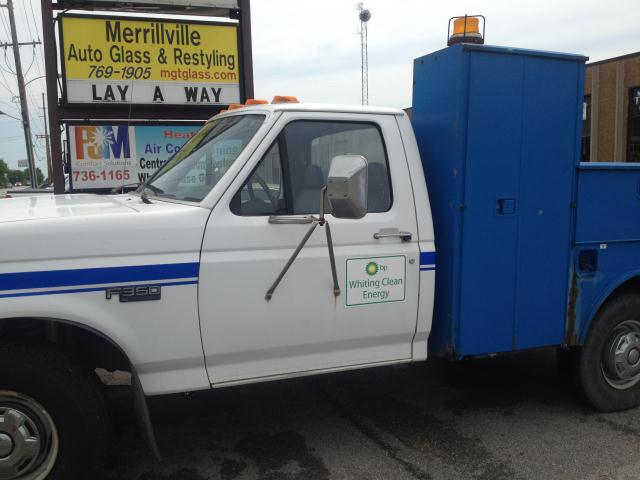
xmin=142 ymin=114 xmax=265 ymax=203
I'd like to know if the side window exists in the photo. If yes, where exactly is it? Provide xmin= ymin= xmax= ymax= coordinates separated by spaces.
xmin=629 ymin=87 xmax=640 ymax=163
xmin=283 ymin=121 xmax=392 ymax=214
xmin=231 ymin=140 xmax=287 ymax=216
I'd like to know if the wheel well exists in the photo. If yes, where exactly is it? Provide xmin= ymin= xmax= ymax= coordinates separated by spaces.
xmin=607 ymin=276 xmax=640 ymax=300
xmin=581 ymin=276 xmax=640 ymax=344
xmin=0 ymin=317 xmax=131 ymax=373
xmin=0 ymin=317 xmax=161 ymax=459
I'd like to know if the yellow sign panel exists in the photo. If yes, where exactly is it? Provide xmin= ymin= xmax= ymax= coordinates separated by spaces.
xmin=61 ymin=16 xmax=240 ymax=105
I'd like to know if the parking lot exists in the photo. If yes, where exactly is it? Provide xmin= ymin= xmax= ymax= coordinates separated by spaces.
xmin=104 ymin=349 xmax=640 ymax=480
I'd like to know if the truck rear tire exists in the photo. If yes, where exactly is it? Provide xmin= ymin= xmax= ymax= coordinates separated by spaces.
xmin=580 ymin=294 xmax=640 ymax=412
xmin=0 ymin=343 xmax=109 ymax=480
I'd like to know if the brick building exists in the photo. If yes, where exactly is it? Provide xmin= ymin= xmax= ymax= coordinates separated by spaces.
xmin=583 ymin=51 xmax=640 ymax=162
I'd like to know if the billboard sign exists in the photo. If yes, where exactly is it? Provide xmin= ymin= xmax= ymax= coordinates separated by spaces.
xmin=58 ymin=0 xmax=238 ymax=9
xmin=17 ymin=160 xmax=28 ymax=169
xmin=61 ymin=15 xmax=240 ymax=105
xmin=68 ymin=124 xmax=202 ymax=189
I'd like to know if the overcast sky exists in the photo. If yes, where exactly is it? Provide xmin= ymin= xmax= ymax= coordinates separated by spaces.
xmin=0 ymin=0 xmax=637 ymax=171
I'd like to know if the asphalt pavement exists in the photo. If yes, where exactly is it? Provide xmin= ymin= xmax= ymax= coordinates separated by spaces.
xmin=103 ymin=349 xmax=640 ymax=480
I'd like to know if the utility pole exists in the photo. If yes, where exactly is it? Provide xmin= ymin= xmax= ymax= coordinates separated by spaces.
xmin=3 ymin=0 xmax=39 ymax=187
xmin=41 ymin=0 xmax=64 ymax=193
xmin=41 ymin=92 xmax=51 ymax=182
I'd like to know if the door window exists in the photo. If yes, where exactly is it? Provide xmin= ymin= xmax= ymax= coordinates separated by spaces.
xmin=582 ymin=95 xmax=591 ymax=162
xmin=629 ymin=87 xmax=640 ymax=163
xmin=232 ymin=120 xmax=392 ymax=216
xmin=231 ymin=120 xmax=392 ymax=216
xmin=284 ymin=121 xmax=392 ymax=214
xmin=231 ymin=140 xmax=287 ymax=215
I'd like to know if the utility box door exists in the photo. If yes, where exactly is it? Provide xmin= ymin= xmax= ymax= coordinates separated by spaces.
xmin=458 ymin=52 xmax=524 ymax=354
xmin=459 ymin=51 xmax=584 ymax=354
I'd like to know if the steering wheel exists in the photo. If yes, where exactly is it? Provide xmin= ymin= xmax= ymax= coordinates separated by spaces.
xmin=247 ymin=173 xmax=278 ymax=211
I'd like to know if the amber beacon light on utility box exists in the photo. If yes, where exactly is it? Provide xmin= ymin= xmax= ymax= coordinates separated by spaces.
xmin=447 ymin=15 xmax=485 ymax=46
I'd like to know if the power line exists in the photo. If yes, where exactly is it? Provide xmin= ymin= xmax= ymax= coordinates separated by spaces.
xmin=0 ymin=67 xmax=16 ymax=95
xmin=21 ymin=49 xmax=36 ymax=76
xmin=20 ymin=0 xmax=45 ymax=82
xmin=1 ymin=0 xmax=39 ymax=187
xmin=0 ymin=8 xmax=10 ymax=40
xmin=27 ymin=0 xmax=40 ymax=35
xmin=1 ymin=48 xmax=16 ymax=75
xmin=32 ymin=40 xmax=44 ymax=79
xmin=0 ymin=98 xmax=18 ymax=109
xmin=20 ymin=0 xmax=34 ymax=40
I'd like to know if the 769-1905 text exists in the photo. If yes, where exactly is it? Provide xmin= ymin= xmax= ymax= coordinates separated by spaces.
xmin=88 ymin=65 xmax=152 ymax=80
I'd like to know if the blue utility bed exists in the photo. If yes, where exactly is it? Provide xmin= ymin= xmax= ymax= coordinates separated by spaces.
xmin=572 ymin=163 xmax=640 ymax=343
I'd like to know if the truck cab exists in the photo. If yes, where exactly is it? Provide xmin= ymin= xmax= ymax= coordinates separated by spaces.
xmin=0 ymin=103 xmax=436 ymax=395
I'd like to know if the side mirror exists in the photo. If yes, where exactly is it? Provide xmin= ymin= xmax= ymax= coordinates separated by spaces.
xmin=265 ymin=155 xmax=367 ymax=301
xmin=327 ymin=155 xmax=368 ymax=219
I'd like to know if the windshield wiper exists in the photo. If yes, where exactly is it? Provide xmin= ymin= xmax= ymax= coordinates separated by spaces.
xmin=143 ymin=184 xmax=164 ymax=194
xmin=137 ymin=184 xmax=164 ymax=204
xmin=140 ymin=189 xmax=152 ymax=204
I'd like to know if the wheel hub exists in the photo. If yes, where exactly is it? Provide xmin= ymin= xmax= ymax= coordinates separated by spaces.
xmin=0 ymin=434 xmax=12 ymax=459
xmin=628 ymin=348 xmax=640 ymax=365
xmin=602 ymin=320 xmax=640 ymax=390
xmin=0 ymin=392 xmax=58 ymax=480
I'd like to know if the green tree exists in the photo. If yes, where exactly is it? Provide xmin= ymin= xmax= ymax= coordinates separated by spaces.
xmin=0 ymin=159 xmax=9 ymax=187
xmin=22 ymin=168 xmax=45 ymax=186
xmin=9 ymin=170 xmax=25 ymax=185
xmin=0 ymin=165 xmax=46 ymax=187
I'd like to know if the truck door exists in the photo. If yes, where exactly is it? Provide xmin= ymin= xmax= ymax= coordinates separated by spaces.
xmin=198 ymin=112 xmax=421 ymax=385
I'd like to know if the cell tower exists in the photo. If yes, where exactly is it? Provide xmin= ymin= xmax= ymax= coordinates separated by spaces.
xmin=357 ymin=3 xmax=371 ymax=106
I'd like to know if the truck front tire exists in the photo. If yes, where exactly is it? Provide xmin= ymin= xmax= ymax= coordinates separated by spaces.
xmin=580 ymin=294 xmax=640 ymax=412
xmin=0 ymin=344 xmax=109 ymax=480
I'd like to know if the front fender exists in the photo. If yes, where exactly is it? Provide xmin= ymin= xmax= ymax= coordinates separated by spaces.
xmin=0 ymin=281 xmax=209 ymax=395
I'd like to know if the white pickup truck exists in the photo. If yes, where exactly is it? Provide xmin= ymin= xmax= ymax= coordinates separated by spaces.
xmin=0 ymin=103 xmax=436 ymax=479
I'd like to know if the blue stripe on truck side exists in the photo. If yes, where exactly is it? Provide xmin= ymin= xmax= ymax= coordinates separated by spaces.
xmin=0 ymin=262 xmax=199 ymax=292
xmin=0 ymin=280 xmax=198 ymax=299
xmin=420 ymin=251 xmax=436 ymax=271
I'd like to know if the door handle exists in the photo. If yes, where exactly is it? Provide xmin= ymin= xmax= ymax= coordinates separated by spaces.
xmin=269 ymin=215 xmax=316 ymax=224
xmin=373 ymin=231 xmax=413 ymax=241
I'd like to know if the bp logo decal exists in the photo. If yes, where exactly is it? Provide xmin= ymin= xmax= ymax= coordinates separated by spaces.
xmin=346 ymin=256 xmax=406 ymax=306
xmin=365 ymin=262 xmax=379 ymax=276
